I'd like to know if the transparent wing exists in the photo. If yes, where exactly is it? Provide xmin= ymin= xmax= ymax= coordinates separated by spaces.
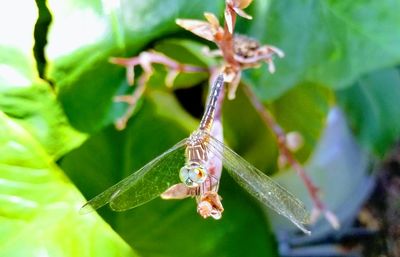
xmin=81 ymin=139 xmax=187 ymax=213
xmin=206 ymin=134 xmax=311 ymax=234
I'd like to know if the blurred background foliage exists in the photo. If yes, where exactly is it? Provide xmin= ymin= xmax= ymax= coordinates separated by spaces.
xmin=1 ymin=0 xmax=400 ymax=256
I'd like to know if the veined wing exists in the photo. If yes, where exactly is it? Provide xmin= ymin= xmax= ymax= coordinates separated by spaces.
xmin=206 ymin=134 xmax=311 ymax=234
xmin=81 ymin=139 xmax=187 ymax=213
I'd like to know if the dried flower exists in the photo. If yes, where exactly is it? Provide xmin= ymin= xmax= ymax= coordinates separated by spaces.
xmin=225 ymin=0 xmax=253 ymax=33
xmin=233 ymin=35 xmax=284 ymax=72
xmin=176 ymin=12 xmax=224 ymax=43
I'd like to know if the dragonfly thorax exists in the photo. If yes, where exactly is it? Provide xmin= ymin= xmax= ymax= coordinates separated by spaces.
xmin=186 ymin=130 xmax=210 ymax=163
xmin=179 ymin=162 xmax=208 ymax=187
xmin=187 ymin=130 xmax=208 ymax=145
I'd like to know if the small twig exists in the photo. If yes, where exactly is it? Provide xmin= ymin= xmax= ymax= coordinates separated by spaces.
xmin=110 ymin=51 xmax=206 ymax=75
xmin=243 ymin=85 xmax=340 ymax=229
xmin=114 ymin=71 xmax=149 ymax=130
xmin=110 ymin=51 xmax=207 ymax=130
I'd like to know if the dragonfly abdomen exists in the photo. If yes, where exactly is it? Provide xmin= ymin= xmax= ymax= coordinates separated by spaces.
xmin=199 ymin=75 xmax=224 ymax=132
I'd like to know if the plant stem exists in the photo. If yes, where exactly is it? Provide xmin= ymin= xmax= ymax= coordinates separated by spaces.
xmin=110 ymin=51 xmax=207 ymax=129
xmin=243 ymin=85 xmax=336 ymax=222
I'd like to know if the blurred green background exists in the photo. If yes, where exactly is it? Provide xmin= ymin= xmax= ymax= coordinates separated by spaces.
xmin=1 ymin=0 xmax=400 ymax=256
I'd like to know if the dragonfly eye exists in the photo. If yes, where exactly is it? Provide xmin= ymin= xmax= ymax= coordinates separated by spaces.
xmin=179 ymin=163 xmax=208 ymax=187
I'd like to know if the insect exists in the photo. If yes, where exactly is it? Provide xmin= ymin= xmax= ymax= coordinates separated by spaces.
xmin=81 ymin=75 xmax=310 ymax=234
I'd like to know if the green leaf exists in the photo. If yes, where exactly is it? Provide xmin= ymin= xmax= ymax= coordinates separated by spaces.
xmin=46 ymin=0 xmax=223 ymax=133
xmin=337 ymin=67 xmax=400 ymax=156
xmin=223 ymin=86 xmax=278 ymax=173
xmin=61 ymin=90 xmax=278 ymax=257
xmin=0 ymin=2 xmax=137 ymax=255
xmin=243 ymin=0 xmax=400 ymax=100
xmin=270 ymin=82 xmax=334 ymax=162
xmin=0 ymin=0 xmax=85 ymax=159
xmin=0 ymin=2 xmax=38 ymax=80
xmin=0 ymin=112 xmax=137 ymax=257
xmin=0 ymin=82 xmax=86 ymax=159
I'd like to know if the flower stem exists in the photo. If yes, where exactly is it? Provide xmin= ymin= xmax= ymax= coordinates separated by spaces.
xmin=243 ymin=85 xmax=339 ymax=229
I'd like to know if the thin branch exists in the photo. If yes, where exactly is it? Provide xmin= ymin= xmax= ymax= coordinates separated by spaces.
xmin=114 ymin=70 xmax=149 ymax=130
xmin=243 ymin=85 xmax=340 ymax=229
xmin=110 ymin=51 xmax=207 ymax=130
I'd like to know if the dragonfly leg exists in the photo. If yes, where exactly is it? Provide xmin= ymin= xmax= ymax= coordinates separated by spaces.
xmin=209 ymin=174 xmax=220 ymax=193
xmin=198 ymin=174 xmax=220 ymax=197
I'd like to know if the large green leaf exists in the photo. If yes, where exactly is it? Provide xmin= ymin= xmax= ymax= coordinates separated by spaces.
xmin=46 ymin=0 xmax=223 ymax=133
xmin=61 ymin=90 xmax=278 ymax=257
xmin=0 ymin=0 xmax=85 ymax=159
xmin=0 ymin=2 xmax=137 ymax=256
xmin=337 ymin=67 xmax=400 ymax=156
xmin=243 ymin=0 xmax=400 ymax=100
xmin=0 ymin=112 xmax=136 ymax=257
xmin=0 ymin=82 xmax=85 ymax=159
xmin=0 ymin=2 xmax=37 ymax=80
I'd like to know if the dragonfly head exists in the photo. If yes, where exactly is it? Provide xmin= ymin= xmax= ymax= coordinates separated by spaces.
xmin=179 ymin=162 xmax=208 ymax=187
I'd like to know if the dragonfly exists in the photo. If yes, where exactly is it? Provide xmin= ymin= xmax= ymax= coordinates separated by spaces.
xmin=81 ymin=74 xmax=311 ymax=234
